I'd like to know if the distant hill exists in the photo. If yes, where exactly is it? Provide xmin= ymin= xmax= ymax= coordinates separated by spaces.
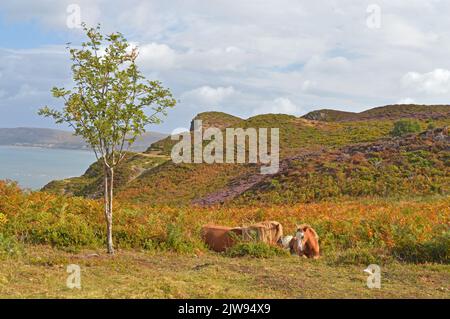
xmin=302 ymin=104 xmax=450 ymax=122
xmin=0 ymin=127 xmax=167 ymax=152
xmin=42 ymin=104 xmax=450 ymax=205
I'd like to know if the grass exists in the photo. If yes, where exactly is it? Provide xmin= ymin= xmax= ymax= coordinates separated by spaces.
xmin=0 ymin=245 xmax=448 ymax=298
xmin=225 ymin=241 xmax=290 ymax=258
xmin=1 ymin=180 xmax=449 ymax=264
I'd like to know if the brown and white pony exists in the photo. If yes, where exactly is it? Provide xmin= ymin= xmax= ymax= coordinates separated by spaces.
xmin=201 ymin=221 xmax=283 ymax=252
xmin=289 ymin=224 xmax=320 ymax=259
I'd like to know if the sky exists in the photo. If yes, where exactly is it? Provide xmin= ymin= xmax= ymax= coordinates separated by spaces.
xmin=0 ymin=0 xmax=449 ymax=133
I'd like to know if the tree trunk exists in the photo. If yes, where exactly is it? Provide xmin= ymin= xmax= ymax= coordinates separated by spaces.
xmin=104 ymin=165 xmax=114 ymax=254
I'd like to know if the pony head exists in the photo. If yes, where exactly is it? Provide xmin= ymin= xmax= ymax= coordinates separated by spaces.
xmin=291 ymin=224 xmax=320 ymax=258
xmin=295 ymin=228 xmax=306 ymax=253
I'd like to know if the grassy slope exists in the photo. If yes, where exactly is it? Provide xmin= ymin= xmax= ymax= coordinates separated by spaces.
xmin=0 ymin=246 xmax=448 ymax=298
xmin=43 ymin=152 xmax=169 ymax=198
xmin=116 ymin=162 xmax=253 ymax=205
xmin=43 ymin=105 xmax=450 ymax=206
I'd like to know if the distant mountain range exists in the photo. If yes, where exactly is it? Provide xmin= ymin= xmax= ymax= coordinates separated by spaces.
xmin=0 ymin=127 xmax=167 ymax=152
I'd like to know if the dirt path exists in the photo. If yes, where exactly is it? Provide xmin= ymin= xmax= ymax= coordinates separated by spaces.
xmin=192 ymin=149 xmax=325 ymax=205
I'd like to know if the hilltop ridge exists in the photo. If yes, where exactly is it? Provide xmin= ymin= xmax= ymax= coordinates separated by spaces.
xmin=302 ymin=104 xmax=450 ymax=122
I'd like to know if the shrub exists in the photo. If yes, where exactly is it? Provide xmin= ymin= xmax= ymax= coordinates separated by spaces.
xmin=392 ymin=230 xmax=450 ymax=264
xmin=0 ymin=233 xmax=22 ymax=257
xmin=159 ymin=223 xmax=196 ymax=254
xmin=427 ymin=122 xmax=436 ymax=130
xmin=326 ymin=247 xmax=391 ymax=265
xmin=390 ymin=119 xmax=421 ymax=137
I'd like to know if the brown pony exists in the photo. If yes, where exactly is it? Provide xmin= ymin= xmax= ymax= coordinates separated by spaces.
xmin=201 ymin=221 xmax=283 ymax=252
xmin=200 ymin=225 xmax=236 ymax=252
xmin=289 ymin=224 xmax=320 ymax=259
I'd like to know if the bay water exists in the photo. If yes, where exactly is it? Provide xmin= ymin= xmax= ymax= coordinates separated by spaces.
xmin=0 ymin=145 xmax=96 ymax=190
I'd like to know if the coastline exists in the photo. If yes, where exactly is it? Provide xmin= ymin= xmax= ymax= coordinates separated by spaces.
xmin=0 ymin=143 xmax=91 ymax=152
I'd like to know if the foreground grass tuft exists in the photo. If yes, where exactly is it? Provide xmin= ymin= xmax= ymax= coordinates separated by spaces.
xmin=226 ymin=242 xmax=289 ymax=258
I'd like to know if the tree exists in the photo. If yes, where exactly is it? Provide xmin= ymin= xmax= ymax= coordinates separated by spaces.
xmin=39 ymin=24 xmax=176 ymax=254
xmin=390 ymin=119 xmax=421 ymax=137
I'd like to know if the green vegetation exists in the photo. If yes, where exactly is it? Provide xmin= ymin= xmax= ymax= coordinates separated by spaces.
xmin=237 ymin=128 xmax=449 ymax=204
xmin=392 ymin=230 xmax=449 ymax=264
xmin=2 ymin=180 xmax=449 ymax=264
xmin=390 ymin=119 xmax=421 ymax=137
xmin=226 ymin=242 xmax=289 ymax=258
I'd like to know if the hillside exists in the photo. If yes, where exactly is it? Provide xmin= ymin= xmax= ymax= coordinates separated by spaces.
xmin=302 ymin=104 xmax=450 ymax=122
xmin=0 ymin=127 xmax=167 ymax=152
xmin=225 ymin=127 xmax=450 ymax=205
xmin=42 ymin=152 xmax=169 ymax=197
xmin=42 ymin=104 xmax=450 ymax=206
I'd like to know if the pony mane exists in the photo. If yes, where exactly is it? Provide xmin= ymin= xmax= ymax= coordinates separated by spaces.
xmin=245 ymin=221 xmax=283 ymax=242
xmin=298 ymin=224 xmax=319 ymax=240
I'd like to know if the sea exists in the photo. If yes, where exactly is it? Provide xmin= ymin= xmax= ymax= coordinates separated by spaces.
xmin=0 ymin=145 xmax=96 ymax=190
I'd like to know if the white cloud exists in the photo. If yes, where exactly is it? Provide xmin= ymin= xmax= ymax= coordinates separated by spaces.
xmin=396 ymin=98 xmax=416 ymax=104
xmin=300 ymin=80 xmax=318 ymax=92
xmin=384 ymin=16 xmax=437 ymax=48
xmin=181 ymin=86 xmax=236 ymax=106
xmin=179 ymin=47 xmax=250 ymax=72
xmin=138 ymin=43 xmax=177 ymax=70
xmin=253 ymin=97 xmax=301 ymax=115
xmin=0 ymin=0 xmax=102 ymax=29
xmin=402 ymin=69 xmax=450 ymax=94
